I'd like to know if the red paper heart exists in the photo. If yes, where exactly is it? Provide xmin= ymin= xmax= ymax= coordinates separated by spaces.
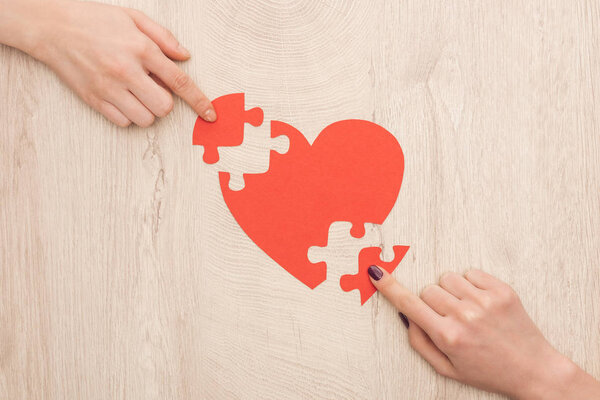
xmin=219 ymin=119 xmax=405 ymax=289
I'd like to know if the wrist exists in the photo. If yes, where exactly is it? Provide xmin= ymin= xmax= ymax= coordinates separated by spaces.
xmin=515 ymin=349 xmax=587 ymax=400
xmin=0 ymin=0 xmax=65 ymax=59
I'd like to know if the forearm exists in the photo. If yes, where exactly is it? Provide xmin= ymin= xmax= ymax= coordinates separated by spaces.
xmin=0 ymin=0 xmax=57 ymax=56
xmin=567 ymin=366 xmax=600 ymax=400
xmin=518 ymin=352 xmax=600 ymax=400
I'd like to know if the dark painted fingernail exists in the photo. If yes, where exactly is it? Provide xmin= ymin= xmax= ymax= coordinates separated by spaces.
xmin=399 ymin=312 xmax=409 ymax=329
xmin=368 ymin=265 xmax=383 ymax=281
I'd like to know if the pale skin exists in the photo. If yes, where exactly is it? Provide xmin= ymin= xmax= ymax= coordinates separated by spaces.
xmin=368 ymin=266 xmax=600 ymax=399
xmin=2 ymin=1 xmax=600 ymax=398
xmin=0 ymin=0 xmax=217 ymax=127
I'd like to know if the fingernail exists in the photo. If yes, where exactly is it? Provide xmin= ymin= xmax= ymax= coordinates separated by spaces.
xmin=399 ymin=312 xmax=409 ymax=329
xmin=178 ymin=44 xmax=191 ymax=57
xmin=203 ymin=109 xmax=216 ymax=122
xmin=368 ymin=265 xmax=383 ymax=281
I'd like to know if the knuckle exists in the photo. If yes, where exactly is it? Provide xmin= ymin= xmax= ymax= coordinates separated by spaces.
xmin=434 ymin=364 xmax=452 ymax=378
xmin=477 ymin=293 xmax=494 ymax=310
xmin=494 ymin=285 xmax=518 ymax=307
xmin=137 ymin=113 xmax=155 ymax=128
xmin=81 ymin=91 xmax=99 ymax=108
xmin=131 ymin=38 xmax=153 ymax=58
xmin=160 ymin=25 xmax=175 ymax=41
xmin=124 ymin=7 xmax=144 ymax=18
xmin=172 ymin=72 xmax=192 ymax=92
xmin=117 ymin=119 xmax=132 ymax=128
xmin=155 ymin=94 xmax=174 ymax=117
xmin=104 ymin=59 xmax=133 ymax=80
xmin=456 ymin=307 xmax=483 ymax=324
xmin=142 ymin=40 xmax=160 ymax=59
xmin=133 ymin=9 xmax=147 ymax=19
xmin=464 ymin=269 xmax=478 ymax=280
xmin=134 ymin=40 xmax=149 ymax=56
xmin=438 ymin=328 xmax=462 ymax=350
xmin=439 ymin=271 xmax=455 ymax=285
xmin=420 ymin=284 xmax=436 ymax=299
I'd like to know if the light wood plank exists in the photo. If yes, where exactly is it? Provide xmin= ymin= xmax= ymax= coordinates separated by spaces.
xmin=1 ymin=1 xmax=599 ymax=399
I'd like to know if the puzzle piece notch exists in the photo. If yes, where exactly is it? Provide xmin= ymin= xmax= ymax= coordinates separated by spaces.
xmin=340 ymin=245 xmax=410 ymax=305
xmin=215 ymin=123 xmax=289 ymax=191
xmin=307 ymin=221 xmax=380 ymax=265
xmin=192 ymin=93 xmax=264 ymax=164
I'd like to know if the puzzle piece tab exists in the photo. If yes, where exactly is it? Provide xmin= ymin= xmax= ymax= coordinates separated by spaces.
xmin=193 ymin=93 xmax=264 ymax=164
xmin=340 ymin=245 xmax=410 ymax=305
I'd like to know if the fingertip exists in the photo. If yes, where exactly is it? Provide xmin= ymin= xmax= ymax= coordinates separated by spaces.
xmin=368 ymin=265 xmax=384 ymax=282
xmin=202 ymin=107 xmax=217 ymax=122
xmin=369 ymin=264 xmax=395 ymax=286
xmin=176 ymin=44 xmax=191 ymax=59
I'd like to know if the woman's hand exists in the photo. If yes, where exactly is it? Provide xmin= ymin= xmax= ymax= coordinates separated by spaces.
xmin=368 ymin=266 xmax=600 ymax=399
xmin=0 ymin=0 xmax=216 ymax=127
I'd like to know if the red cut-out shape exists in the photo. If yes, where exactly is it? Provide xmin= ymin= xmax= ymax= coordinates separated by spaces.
xmin=219 ymin=119 xmax=405 ymax=289
xmin=192 ymin=93 xmax=264 ymax=164
xmin=340 ymin=245 xmax=410 ymax=305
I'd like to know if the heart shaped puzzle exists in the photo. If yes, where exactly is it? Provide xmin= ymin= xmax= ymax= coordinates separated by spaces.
xmin=193 ymin=93 xmax=409 ymax=304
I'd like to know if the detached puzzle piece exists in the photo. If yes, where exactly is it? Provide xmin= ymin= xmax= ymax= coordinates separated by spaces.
xmin=340 ymin=245 xmax=410 ymax=305
xmin=193 ymin=93 xmax=264 ymax=164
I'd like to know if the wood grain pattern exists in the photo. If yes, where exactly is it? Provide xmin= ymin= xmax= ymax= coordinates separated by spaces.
xmin=1 ymin=0 xmax=600 ymax=399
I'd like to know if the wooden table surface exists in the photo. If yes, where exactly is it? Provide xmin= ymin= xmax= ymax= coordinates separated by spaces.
xmin=2 ymin=1 xmax=600 ymax=399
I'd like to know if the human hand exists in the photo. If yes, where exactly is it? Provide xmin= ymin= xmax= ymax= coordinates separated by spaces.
xmin=368 ymin=266 xmax=600 ymax=399
xmin=0 ymin=0 xmax=216 ymax=127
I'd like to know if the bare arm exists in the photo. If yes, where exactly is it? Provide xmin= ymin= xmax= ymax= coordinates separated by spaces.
xmin=0 ymin=0 xmax=216 ymax=127
xmin=368 ymin=266 xmax=600 ymax=399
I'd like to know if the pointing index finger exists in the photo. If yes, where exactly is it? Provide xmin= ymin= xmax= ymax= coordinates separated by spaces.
xmin=145 ymin=54 xmax=216 ymax=121
xmin=369 ymin=265 xmax=444 ymax=336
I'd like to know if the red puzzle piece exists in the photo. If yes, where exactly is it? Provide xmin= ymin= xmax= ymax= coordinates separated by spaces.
xmin=218 ymin=119 xmax=405 ymax=289
xmin=340 ymin=245 xmax=410 ymax=305
xmin=192 ymin=93 xmax=264 ymax=164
